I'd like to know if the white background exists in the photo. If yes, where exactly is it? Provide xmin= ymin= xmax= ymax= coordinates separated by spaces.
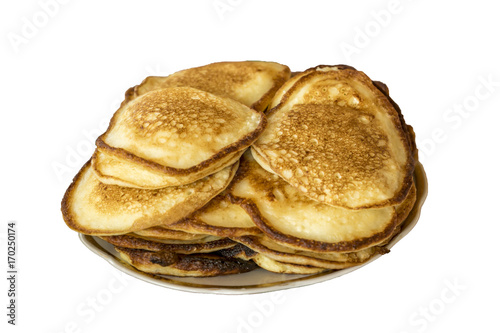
xmin=1 ymin=0 xmax=499 ymax=332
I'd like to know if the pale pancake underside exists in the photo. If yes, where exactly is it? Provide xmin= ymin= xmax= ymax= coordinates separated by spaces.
xmin=92 ymin=147 xmax=242 ymax=189
xmin=251 ymin=254 xmax=328 ymax=274
xmin=61 ymin=161 xmax=238 ymax=236
xmin=253 ymin=65 xmax=415 ymax=209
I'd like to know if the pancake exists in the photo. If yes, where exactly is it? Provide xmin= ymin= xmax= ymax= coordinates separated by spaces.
xmin=252 ymin=65 xmax=415 ymax=209
xmin=126 ymin=235 xmax=221 ymax=245
xmin=92 ymin=147 xmax=242 ymax=189
xmin=132 ymin=227 xmax=210 ymax=241
xmin=98 ymin=87 xmax=265 ymax=172
xmin=267 ymin=69 xmax=313 ymax=109
xmin=234 ymin=235 xmax=389 ymax=266
xmin=61 ymin=160 xmax=238 ymax=235
xmin=228 ymin=151 xmax=415 ymax=253
xmin=100 ymin=235 xmax=235 ymax=254
xmin=377 ymin=180 xmax=417 ymax=246
xmin=115 ymin=246 xmax=258 ymax=277
xmin=216 ymin=243 xmax=327 ymax=274
xmin=96 ymin=87 xmax=265 ymax=189
xmin=167 ymin=191 xmax=262 ymax=237
xmin=251 ymin=254 xmax=328 ymax=274
xmin=131 ymin=61 xmax=291 ymax=112
xmin=232 ymin=179 xmax=415 ymax=266
xmin=217 ymin=243 xmax=258 ymax=261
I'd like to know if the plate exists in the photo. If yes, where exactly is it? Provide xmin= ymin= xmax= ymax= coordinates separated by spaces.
xmin=80 ymin=162 xmax=427 ymax=295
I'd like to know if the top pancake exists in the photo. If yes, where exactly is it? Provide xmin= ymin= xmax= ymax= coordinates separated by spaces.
xmin=252 ymin=65 xmax=415 ymax=209
xmin=97 ymin=87 xmax=265 ymax=182
xmin=131 ymin=61 xmax=291 ymax=112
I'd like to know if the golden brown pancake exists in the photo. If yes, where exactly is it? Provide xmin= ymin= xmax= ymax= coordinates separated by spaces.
xmin=131 ymin=61 xmax=291 ymax=112
xmin=61 ymin=160 xmax=238 ymax=235
xmin=252 ymin=65 xmax=415 ymax=209
xmin=95 ymin=87 xmax=265 ymax=188
xmin=228 ymin=151 xmax=415 ymax=253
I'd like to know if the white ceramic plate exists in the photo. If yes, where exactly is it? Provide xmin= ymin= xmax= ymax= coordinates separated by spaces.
xmin=80 ymin=162 xmax=427 ymax=295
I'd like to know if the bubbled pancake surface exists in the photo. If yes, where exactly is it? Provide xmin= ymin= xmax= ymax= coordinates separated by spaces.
xmin=99 ymin=87 xmax=265 ymax=171
xmin=253 ymin=65 xmax=415 ymax=209
xmin=133 ymin=61 xmax=291 ymax=112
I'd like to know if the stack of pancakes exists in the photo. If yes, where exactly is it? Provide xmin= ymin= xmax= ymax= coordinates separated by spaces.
xmin=62 ymin=62 xmax=418 ymax=277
